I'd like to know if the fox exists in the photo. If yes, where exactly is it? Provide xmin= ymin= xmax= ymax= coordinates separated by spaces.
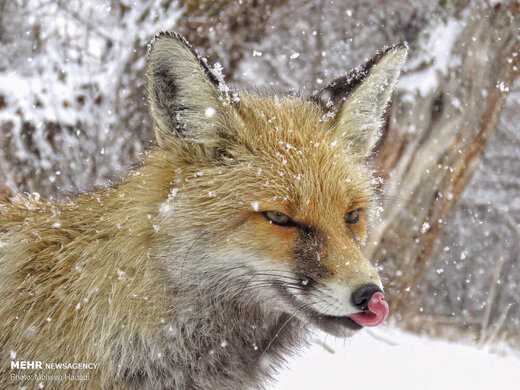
xmin=0 ymin=32 xmax=407 ymax=390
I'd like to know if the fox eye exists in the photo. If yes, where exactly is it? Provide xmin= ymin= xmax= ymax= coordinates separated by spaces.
xmin=263 ymin=211 xmax=292 ymax=226
xmin=345 ymin=209 xmax=361 ymax=224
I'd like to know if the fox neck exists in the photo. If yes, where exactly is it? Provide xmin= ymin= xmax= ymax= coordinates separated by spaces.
xmin=140 ymin=288 xmax=306 ymax=389
xmin=115 ymin=245 xmax=308 ymax=389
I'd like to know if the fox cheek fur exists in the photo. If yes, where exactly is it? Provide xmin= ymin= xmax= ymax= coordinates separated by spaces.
xmin=0 ymin=32 xmax=406 ymax=389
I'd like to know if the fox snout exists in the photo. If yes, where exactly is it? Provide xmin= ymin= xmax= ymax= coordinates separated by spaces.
xmin=272 ymin=230 xmax=389 ymax=337
xmin=298 ymin=229 xmax=388 ymax=334
xmin=289 ymin=278 xmax=389 ymax=337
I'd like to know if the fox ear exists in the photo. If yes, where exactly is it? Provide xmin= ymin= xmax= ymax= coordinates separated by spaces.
xmin=312 ymin=43 xmax=407 ymax=157
xmin=147 ymin=32 xmax=236 ymax=149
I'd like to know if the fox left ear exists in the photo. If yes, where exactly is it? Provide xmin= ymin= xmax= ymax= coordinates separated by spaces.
xmin=312 ymin=43 xmax=407 ymax=157
xmin=147 ymin=32 xmax=238 ymax=150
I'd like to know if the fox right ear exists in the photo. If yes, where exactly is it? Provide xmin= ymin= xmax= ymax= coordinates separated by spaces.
xmin=312 ymin=44 xmax=407 ymax=158
xmin=146 ymin=32 xmax=237 ymax=150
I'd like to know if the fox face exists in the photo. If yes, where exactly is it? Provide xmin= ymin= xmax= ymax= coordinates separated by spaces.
xmin=147 ymin=33 xmax=406 ymax=338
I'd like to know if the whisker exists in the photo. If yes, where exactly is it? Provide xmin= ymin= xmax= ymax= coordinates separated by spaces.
xmin=261 ymin=300 xmax=320 ymax=356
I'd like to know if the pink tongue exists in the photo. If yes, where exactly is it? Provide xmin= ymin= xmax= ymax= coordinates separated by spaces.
xmin=349 ymin=292 xmax=389 ymax=327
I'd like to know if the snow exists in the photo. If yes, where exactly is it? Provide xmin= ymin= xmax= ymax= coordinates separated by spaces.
xmin=272 ymin=327 xmax=520 ymax=390
xmin=0 ymin=0 xmax=183 ymax=196
xmin=398 ymin=18 xmax=463 ymax=97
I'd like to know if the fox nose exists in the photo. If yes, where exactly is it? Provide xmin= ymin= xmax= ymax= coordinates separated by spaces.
xmin=351 ymin=284 xmax=383 ymax=310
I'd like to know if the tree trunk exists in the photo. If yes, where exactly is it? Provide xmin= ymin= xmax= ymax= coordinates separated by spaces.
xmin=369 ymin=2 xmax=520 ymax=320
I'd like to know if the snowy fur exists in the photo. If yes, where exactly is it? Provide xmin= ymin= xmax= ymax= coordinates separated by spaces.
xmin=0 ymin=32 xmax=406 ymax=389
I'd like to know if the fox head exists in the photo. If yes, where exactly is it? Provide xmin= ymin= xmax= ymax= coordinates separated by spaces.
xmin=146 ymin=32 xmax=406 ymax=337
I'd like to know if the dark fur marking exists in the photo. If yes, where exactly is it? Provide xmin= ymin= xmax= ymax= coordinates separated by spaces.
xmin=150 ymin=66 xmax=195 ymax=134
xmin=293 ymin=227 xmax=331 ymax=282
xmin=310 ymin=43 xmax=406 ymax=111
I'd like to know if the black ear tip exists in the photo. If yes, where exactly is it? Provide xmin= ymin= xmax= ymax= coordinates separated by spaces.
xmin=393 ymin=41 xmax=409 ymax=51
xmin=383 ymin=42 xmax=409 ymax=58
xmin=147 ymin=31 xmax=192 ymax=59
xmin=152 ymin=31 xmax=187 ymax=43
xmin=155 ymin=30 xmax=175 ymax=39
xmin=370 ymin=42 xmax=407 ymax=68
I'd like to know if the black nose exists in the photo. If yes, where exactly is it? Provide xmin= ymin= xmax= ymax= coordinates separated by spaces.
xmin=351 ymin=284 xmax=382 ymax=311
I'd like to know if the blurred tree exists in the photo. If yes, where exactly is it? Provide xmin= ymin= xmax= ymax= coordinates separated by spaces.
xmin=369 ymin=1 xmax=520 ymax=333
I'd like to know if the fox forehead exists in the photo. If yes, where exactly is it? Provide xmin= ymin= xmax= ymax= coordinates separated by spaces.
xmin=236 ymin=94 xmax=332 ymax=149
xmin=230 ymin=94 xmax=375 ymax=220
